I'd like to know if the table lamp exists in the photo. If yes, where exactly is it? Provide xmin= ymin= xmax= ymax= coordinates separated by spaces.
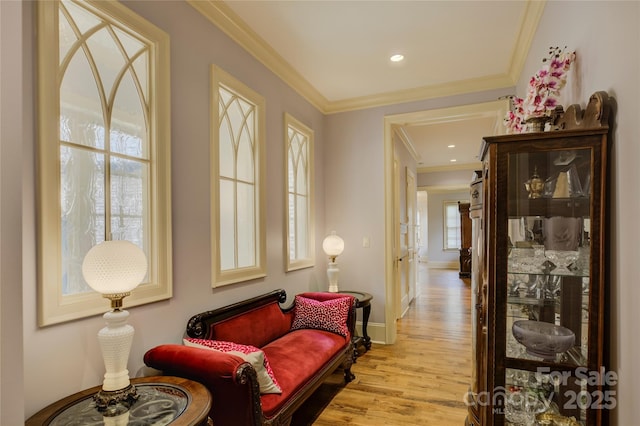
xmin=82 ymin=240 xmax=147 ymax=412
xmin=322 ymin=231 xmax=344 ymax=292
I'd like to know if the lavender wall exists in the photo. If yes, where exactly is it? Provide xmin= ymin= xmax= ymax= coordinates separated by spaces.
xmin=522 ymin=3 xmax=640 ymax=423
xmin=418 ymin=168 xmax=478 ymax=188
xmin=1 ymin=2 xmax=26 ymax=424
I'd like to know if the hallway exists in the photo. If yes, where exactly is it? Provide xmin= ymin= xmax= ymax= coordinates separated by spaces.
xmin=312 ymin=266 xmax=473 ymax=425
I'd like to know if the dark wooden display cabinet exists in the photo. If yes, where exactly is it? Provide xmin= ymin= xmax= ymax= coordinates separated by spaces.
xmin=466 ymin=92 xmax=612 ymax=426
xmin=459 ymin=201 xmax=472 ymax=278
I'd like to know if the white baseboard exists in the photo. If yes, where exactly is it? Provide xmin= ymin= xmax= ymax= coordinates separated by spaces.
xmin=425 ymin=260 xmax=458 ymax=269
xmin=400 ymin=294 xmax=410 ymax=317
xmin=355 ymin=321 xmax=387 ymax=345
xmin=400 ymin=303 xmax=410 ymax=319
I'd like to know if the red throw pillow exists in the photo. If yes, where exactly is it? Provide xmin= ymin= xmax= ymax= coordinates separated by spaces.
xmin=183 ymin=338 xmax=281 ymax=394
xmin=290 ymin=295 xmax=351 ymax=337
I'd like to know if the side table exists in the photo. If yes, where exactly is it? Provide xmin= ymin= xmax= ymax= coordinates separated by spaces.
xmin=26 ymin=376 xmax=212 ymax=426
xmin=337 ymin=290 xmax=372 ymax=356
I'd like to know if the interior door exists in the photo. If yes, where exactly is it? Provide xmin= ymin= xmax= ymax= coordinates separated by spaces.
xmin=406 ymin=168 xmax=417 ymax=304
xmin=393 ymin=155 xmax=402 ymax=320
xmin=394 ymin=147 xmax=412 ymax=318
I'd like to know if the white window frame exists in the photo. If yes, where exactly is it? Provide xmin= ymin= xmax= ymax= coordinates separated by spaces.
xmin=284 ymin=113 xmax=315 ymax=271
xmin=443 ymin=200 xmax=462 ymax=251
xmin=37 ymin=0 xmax=172 ymax=326
xmin=210 ymin=65 xmax=266 ymax=287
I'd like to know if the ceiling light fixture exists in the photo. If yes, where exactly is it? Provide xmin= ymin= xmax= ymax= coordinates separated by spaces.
xmin=448 ymin=144 xmax=455 ymax=148
xmin=390 ymin=54 xmax=404 ymax=62
xmin=450 ymin=159 xmax=457 ymax=163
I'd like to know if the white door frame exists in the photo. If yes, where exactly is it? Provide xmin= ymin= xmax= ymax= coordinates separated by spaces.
xmin=383 ymin=100 xmax=508 ymax=344
xmin=383 ymin=132 xmax=398 ymax=344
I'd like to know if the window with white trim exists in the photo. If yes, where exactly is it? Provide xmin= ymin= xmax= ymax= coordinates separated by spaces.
xmin=37 ymin=0 xmax=172 ymax=326
xmin=211 ymin=65 xmax=266 ymax=287
xmin=443 ymin=201 xmax=461 ymax=251
xmin=284 ymin=113 xmax=314 ymax=271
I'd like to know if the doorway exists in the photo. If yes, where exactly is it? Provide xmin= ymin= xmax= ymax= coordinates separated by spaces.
xmin=383 ymin=100 xmax=508 ymax=344
xmin=391 ymin=141 xmax=418 ymax=323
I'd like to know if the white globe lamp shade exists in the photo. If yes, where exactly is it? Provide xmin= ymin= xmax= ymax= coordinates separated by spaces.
xmin=322 ymin=231 xmax=344 ymax=260
xmin=82 ymin=240 xmax=147 ymax=295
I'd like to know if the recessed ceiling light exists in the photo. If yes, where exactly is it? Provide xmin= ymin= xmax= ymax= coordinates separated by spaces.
xmin=390 ymin=54 xmax=404 ymax=62
xmin=448 ymin=144 xmax=455 ymax=148
xmin=450 ymin=159 xmax=457 ymax=162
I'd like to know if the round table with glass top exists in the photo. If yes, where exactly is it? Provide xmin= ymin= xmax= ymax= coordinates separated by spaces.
xmin=26 ymin=376 xmax=212 ymax=426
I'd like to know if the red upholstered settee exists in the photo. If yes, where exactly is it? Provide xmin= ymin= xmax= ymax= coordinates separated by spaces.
xmin=143 ymin=289 xmax=356 ymax=426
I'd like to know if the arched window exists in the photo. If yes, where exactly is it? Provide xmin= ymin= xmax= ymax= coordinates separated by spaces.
xmin=285 ymin=113 xmax=314 ymax=271
xmin=37 ymin=0 xmax=172 ymax=325
xmin=211 ymin=65 xmax=266 ymax=286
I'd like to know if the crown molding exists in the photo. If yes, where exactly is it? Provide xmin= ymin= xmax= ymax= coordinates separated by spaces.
xmin=393 ymin=126 xmax=421 ymax=163
xmin=190 ymin=0 xmax=544 ymax=114
xmin=386 ymin=99 xmax=509 ymax=127
xmin=324 ymin=73 xmax=516 ymax=114
xmin=508 ymin=0 xmax=547 ymax=84
xmin=187 ymin=0 xmax=329 ymax=111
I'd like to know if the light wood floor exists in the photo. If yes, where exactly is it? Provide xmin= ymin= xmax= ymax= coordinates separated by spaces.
xmin=313 ymin=266 xmax=472 ymax=425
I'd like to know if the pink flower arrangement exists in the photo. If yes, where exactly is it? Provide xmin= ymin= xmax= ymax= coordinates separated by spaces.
xmin=505 ymin=47 xmax=576 ymax=133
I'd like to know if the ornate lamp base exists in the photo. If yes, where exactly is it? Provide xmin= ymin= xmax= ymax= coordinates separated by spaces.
xmin=327 ymin=261 xmax=340 ymax=292
xmin=94 ymin=384 xmax=139 ymax=413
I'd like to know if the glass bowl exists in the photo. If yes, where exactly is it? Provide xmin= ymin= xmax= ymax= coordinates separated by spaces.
xmin=512 ymin=320 xmax=575 ymax=360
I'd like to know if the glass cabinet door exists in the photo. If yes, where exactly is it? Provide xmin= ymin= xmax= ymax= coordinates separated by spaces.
xmin=503 ymin=146 xmax=595 ymax=425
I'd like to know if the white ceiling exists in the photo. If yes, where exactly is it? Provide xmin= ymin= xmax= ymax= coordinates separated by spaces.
xmin=190 ymin=0 xmax=545 ymax=170
xmin=401 ymin=113 xmax=500 ymax=169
